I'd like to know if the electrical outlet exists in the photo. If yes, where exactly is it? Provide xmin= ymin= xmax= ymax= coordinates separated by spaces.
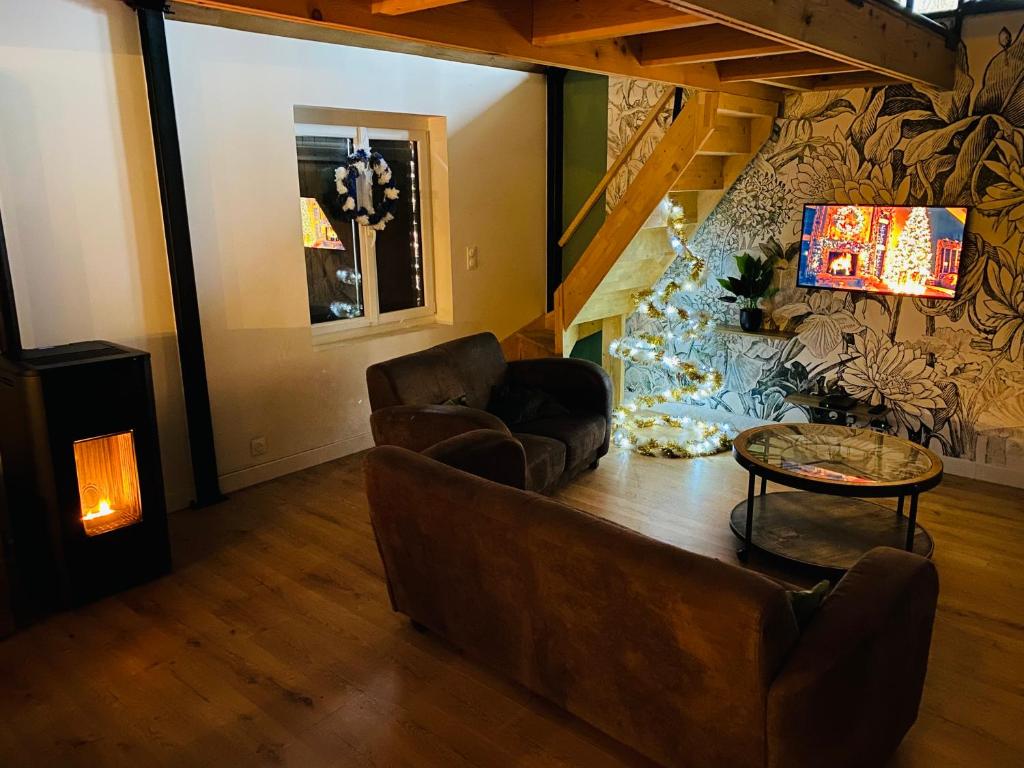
xmin=250 ymin=436 xmax=268 ymax=457
xmin=466 ymin=245 xmax=479 ymax=271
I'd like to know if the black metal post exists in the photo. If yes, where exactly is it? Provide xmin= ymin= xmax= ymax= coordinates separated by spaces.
xmin=905 ymin=493 xmax=919 ymax=552
xmin=545 ymin=68 xmax=566 ymax=312
xmin=672 ymin=86 xmax=685 ymax=120
xmin=0 ymin=207 xmax=22 ymax=360
xmin=129 ymin=1 xmax=224 ymax=507
xmin=740 ymin=470 xmax=756 ymax=561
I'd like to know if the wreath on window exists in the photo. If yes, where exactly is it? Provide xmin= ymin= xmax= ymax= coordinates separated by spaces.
xmin=334 ymin=149 xmax=400 ymax=231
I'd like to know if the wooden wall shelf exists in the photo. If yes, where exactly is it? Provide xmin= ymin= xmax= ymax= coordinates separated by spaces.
xmin=715 ymin=324 xmax=796 ymax=340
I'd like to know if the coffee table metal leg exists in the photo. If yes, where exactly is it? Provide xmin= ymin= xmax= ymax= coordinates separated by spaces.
xmin=760 ymin=476 xmax=767 ymax=496
xmin=896 ymin=495 xmax=905 ymax=518
xmin=905 ymin=493 xmax=919 ymax=552
xmin=739 ymin=470 xmax=756 ymax=562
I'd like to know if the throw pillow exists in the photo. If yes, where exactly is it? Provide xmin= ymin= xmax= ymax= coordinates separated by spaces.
xmin=487 ymin=382 xmax=569 ymax=426
xmin=787 ymin=579 xmax=830 ymax=630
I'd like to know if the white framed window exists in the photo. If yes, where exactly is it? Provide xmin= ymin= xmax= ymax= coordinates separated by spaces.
xmin=294 ymin=108 xmax=448 ymax=341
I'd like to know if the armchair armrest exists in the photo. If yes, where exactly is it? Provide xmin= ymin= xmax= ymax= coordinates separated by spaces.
xmin=370 ymin=404 xmax=510 ymax=452
xmin=767 ymin=547 xmax=939 ymax=768
xmin=422 ymin=429 xmax=528 ymax=489
xmin=506 ymin=358 xmax=612 ymax=418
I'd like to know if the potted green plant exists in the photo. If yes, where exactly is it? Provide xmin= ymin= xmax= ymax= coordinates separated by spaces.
xmin=717 ymin=252 xmax=778 ymax=332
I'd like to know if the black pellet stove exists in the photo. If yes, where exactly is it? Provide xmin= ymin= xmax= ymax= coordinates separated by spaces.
xmin=0 ymin=343 xmax=172 ymax=617
xmin=0 ymin=214 xmax=171 ymax=628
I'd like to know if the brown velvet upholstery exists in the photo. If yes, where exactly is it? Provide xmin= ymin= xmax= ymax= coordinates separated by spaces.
xmin=767 ymin=547 xmax=939 ymax=768
xmin=422 ymin=430 xmax=528 ymax=490
xmin=507 ymin=357 xmax=614 ymax=451
xmin=366 ymin=332 xmax=611 ymax=493
xmin=366 ymin=333 xmax=507 ymax=411
xmin=365 ymin=446 xmax=940 ymax=768
xmin=515 ymin=414 xmax=607 ymax=476
xmin=370 ymin=403 xmax=510 ymax=453
xmin=513 ymin=433 xmax=567 ymax=493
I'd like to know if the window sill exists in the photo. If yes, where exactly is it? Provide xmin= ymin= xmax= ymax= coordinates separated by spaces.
xmin=311 ymin=315 xmax=450 ymax=349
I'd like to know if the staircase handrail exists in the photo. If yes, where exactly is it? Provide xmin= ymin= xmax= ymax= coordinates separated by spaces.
xmin=557 ymin=86 xmax=675 ymax=248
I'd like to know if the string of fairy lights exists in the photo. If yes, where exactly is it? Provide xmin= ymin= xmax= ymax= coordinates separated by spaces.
xmin=607 ymin=197 xmax=733 ymax=459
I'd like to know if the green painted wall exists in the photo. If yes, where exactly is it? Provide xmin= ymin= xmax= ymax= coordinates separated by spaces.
xmin=570 ymin=330 xmax=603 ymax=364
xmin=561 ymin=71 xmax=608 ymax=279
xmin=562 ymin=71 xmax=608 ymax=365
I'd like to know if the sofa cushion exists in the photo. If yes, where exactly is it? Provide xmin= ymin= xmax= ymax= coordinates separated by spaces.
xmin=515 ymin=413 xmax=607 ymax=474
xmin=787 ymin=579 xmax=831 ymax=630
xmin=514 ymin=433 xmax=566 ymax=493
xmin=436 ymin=333 xmax=508 ymax=410
xmin=366 ymin=348 xmax=465 ymax=409
xmin=365 ymin=332 xmax=507 ymax=411
xmin=488 ymin=381 xmax=569 ymax=426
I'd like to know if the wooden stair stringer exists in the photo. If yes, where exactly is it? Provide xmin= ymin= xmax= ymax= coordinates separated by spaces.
xmin=502 ymin=92 xmax=778 ymax=367
xmin=672 ymin=99 xmax=776 ymax=240
xmin=557 ymin=91 xmax=722 ymax=335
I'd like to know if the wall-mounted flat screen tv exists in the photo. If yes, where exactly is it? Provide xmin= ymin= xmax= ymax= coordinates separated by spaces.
xmin=797 ymin=204 xmax=967 ymax=300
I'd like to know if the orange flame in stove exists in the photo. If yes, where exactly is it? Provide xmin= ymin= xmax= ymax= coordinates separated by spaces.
xmin=82 ymin=499 xmax=116 ymax=522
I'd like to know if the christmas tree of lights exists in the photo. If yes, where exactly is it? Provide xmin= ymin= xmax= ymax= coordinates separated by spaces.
xmin=608 ymin=199 xmax=732 ymax=458
xmin=882 ymin=207 xmax=933 ymax=294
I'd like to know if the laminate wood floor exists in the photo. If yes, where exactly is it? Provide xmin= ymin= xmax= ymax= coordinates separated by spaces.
xmin=0 ymin=448 xmax=1021 ymax=767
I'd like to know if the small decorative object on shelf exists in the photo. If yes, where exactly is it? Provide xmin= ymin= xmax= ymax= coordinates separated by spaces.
xmin=784 ymin=379 xmax=892 ymax=431
xmin=334 ymin=149 xmax=400 ymax=231
xmin=717 ymin=251 xmax=779 ymax=332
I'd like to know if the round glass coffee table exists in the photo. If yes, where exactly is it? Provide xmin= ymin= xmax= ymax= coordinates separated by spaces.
xmin=730 ymin=424 xmax=943 ymax=571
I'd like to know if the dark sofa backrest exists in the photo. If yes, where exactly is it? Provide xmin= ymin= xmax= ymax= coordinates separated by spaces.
xmin=365 ymin=446 xmax=801 ymax=768
xmin=365 ymin=332 xmax=507 ymax=411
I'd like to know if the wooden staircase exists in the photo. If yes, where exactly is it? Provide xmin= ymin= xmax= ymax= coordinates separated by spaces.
xmin=503 ymin=88 xmax=777 ymax=403
xmin=499 ymin=313 xmax=558 ymax=362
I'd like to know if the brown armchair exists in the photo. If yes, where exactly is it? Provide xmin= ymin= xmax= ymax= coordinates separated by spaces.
xmin=366 ymin=332 xmax=611 ymax=493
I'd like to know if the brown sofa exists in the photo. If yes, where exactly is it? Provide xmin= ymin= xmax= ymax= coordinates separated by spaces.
xmin=365 ymin=332 xmax=612 ymax=493
xmin=365 ymin=443 xmax=939 ymax=768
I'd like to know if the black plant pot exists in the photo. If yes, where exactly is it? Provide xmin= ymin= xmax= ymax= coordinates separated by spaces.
xmin=739 ymin=308 xmax=763 ymax=332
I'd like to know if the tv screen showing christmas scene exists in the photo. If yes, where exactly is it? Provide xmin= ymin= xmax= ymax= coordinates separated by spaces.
xmin=797 ymin=204 xmax=967 ymax=300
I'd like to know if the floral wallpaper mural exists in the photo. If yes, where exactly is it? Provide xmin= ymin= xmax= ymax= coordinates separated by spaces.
xmin=615 ymin=17 xmax=1024 ymax=481
xmin=606 ymin=77 xmax=678 ymax=209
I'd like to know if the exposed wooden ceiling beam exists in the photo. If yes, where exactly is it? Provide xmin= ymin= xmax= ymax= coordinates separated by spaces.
xmin=532 ymin=0 xmax=712 ymax=47
xmin=372 ymin=0 xmax=468 ymax=14
xmin=636 ymin=25 xmax=794 ymax=66
xmin=770 ymin=71 xmax=903 ymax=91
xmin=717 ymin=52 xmax=859 ymax=82
xmin=647 ymin=0 xmax=956 ymax=89
xmin=168 ymin=0 xmax=783 ymax=100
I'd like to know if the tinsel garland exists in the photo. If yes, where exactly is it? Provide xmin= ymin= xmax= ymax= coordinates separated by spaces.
xmin=335 ymin=149 xmax=400 ymax=230
xmin=611 ymin=410 xmax=731 ymax=458
xmin=666 ymin=199 xmax=706 ymax=285
xmin=607 ymin=197 xmax=732 ymax=459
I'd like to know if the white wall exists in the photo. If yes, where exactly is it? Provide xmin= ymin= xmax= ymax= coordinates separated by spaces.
xmin=0 ymin=0 xmax=194 ymax=510
xmin=165 ymin=22 xmax=547 ymax=490
xmin=0 ymin=1 xmax=547 ymax=507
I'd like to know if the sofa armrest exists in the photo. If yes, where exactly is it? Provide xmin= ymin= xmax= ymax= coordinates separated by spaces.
xmin=767 ymin=547 xmax=939 ymax=768
xmin=506 ymin=358 xmax=612 ymax=418
xmin=370 ymin=405 xmax=511 ymax=452
xmin=422 ymin=429 xmax=528 ymax=489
